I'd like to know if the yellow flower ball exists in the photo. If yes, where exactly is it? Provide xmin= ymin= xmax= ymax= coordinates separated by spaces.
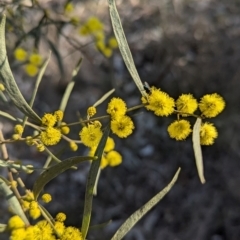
xmin=29 ymin=201 xmax=41 ymax=219
xmin=200 ymin=122 xmax=218 ymax=145
xmin=56 ymin=212 xmax=66 ymax=222
xmin=102 ymin=47 xmax=112 ymax=58
xmin=167 ymin=120 xmax=192 ymax=140
xmin=40 ymin=127 xmax=62 ymax=146
xmin=108 ymin=37 xmax=118 ymax=49
xmin=25 ymin=64 xmax=38 ymax=77
xmin=29 ymin=53 xmax=43 ymax=67
xmin=107 ymin=97 xmax=127 ymax=118
xmin=61 ymin=226 xmax=83 ymax=240
xmin=106 ymin=150 xmax=122 ymax=167
xmin=199 ymin=93 xmax=225 ymax=118
xmin=22 ymin=200 xmax=30 ymax=210
xmin=14 ymin=124 xmax=24 ymax=134
xmin=100 ymin=155 xmax=109 ymax=169
xmin=104 ymin=137 xmax=115 ymax=152
xmin=87 ymin=106 xmax=97 ymax=117
xmin=142 ymin=87 xmax=175 ymax=116
xmin=12 ymin=133 xmax=20 ymax=140
xmin=25 ymin=226 xmax=38 ymax=239
xmin=41 ymin=193 xmax=52 ymax=203
xmin=86 ymin=17 xmax=104 ymax=32
xmin=176 ymin=94 xmax=198 ymax=116
xmin=36 ymin=143 xmax=45 ymax=152
xmin=41 ymin=113 xmax=57 ymax=127
xmin=36 ymin=220 xmax=53 ymax=237
xmin=10 ymin=228 xmax=26 ymax=240
xmin=110 ymin=115 xmax=134 ymax=138
xmin=54 ymin=221 xmax=65 ymax=236
xmin=14 ymin=48 xmax=27 ymax=62
xmin=79 ymin=124 xmax=103 ymax=148
xmin=23 ymin=191 xmax=34 ymax=201
xmin=54 ymin=110 xmax=64 ymax=121
xmin=8 ymin=215 xmax=25 ymax=229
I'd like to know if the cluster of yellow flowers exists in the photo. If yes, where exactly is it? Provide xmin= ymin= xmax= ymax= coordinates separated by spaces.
xmin=79 ymin=120 xmax=103 ymax=148
xmin=142 ymin=86 xmax=225 ymax=145
xmin=14 ymin=48 xmax=43 ymax=77
xmin=79 ymin=17 xmax=118 ymax=57
xmin=8 ymin=212 xmax=83 ymax=240
xmin=107 ymin=97 xmax=135 ymax=138
xmin=11 ymin=110 xmax=78 ymax=153
xmin=79 ymin=101 xmax=135 ymax=148
xmin=89 ymin=137 xmax=122 ymax=169
xmin=79 ymin=104 xmax=130 ymax=168
xmin=19 ymin=192 xmax=51 ymax=220
xmin=63 ymin=2 xmax=80 ymax=26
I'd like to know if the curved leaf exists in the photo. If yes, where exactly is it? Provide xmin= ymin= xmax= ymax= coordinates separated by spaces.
xmin=0 ymin=15 xmax=41 ymax=123
xmin=33 ymin=156 xmax=94 ymax=200
xmin=0 ymin=110 xmax=18 ymax=121
xmin=81 ymin=125 xmax=110 ymax=239
xmin=29 ymin=51 xmax=51 ymax=108
xmin=192 ymin=118 xmax=205 ymax=184
xmin=59 ymin=58 xmax=83 ymax=112
xmin=107 ymin=0 xmax=147 ymax=97
xmin=0 ymin=178 xmax=29 ymax=226
xmin=111 ymin=168 xmax=181 ymax=240
xmin=93 ymin=89 xmax=115 ymax=107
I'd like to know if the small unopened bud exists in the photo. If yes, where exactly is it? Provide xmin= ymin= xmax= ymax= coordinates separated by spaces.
xmin=87 ymin=106 xmax=97 ymax=117
xmin=25 ymin=165 xmax=34 ymax=174
xmin=69 ymin=141 xmax=78 ymax=151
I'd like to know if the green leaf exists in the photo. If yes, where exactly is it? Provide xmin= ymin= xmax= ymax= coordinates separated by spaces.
xmin=33 ymin=156 xmax=94 ymax=200
xmin=0 ymin=14 xmax=41 ymax=123
xmin=81 ymin=125 xmax=110 ymax=240
xmin=59 ymin=58 xmax=83 ymax=112
xmin=111 ymin=168 xmax=181 ymax=240
xmin=22 ymin=51 xmax=51 ymax=127
xmin=0 ymin=90 xmax=8 ymax=102
xmin=107 ymin=0 xmax=147 ymax=97
xmin=192 ymin=118 xmax=205 ymax=184
xmin=43 ymin=147 xmax=76 ymax=171
xmin=0 ymin=178 xmax=30 ymax=226
xmin=93 ymin=89 xmax=115 ymax=108
xmin=0 ymin=110 xmax=18 ymax=122
xmin=29 ymin=51 xmax=51 ymax=108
